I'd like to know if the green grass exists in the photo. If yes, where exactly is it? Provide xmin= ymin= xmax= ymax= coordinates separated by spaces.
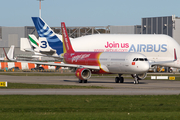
xmin=0 ymin=95 xmax=180 ymax=119
xmin=0 ymin=82 xmax=110 ymax=89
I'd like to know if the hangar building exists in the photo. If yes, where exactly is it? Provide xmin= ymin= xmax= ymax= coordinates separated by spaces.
xmin=0 ymin=15 xmax=180 ymax=58
xmin=141 ymin=15 xmax=180 ymax=45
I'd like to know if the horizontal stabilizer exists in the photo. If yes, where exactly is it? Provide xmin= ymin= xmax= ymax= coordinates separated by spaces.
xmin=20 ymin=38 xmax=33 ymax=52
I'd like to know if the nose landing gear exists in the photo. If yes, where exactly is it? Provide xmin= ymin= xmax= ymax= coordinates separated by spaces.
xmin=132 ymin=74 xmax=139 ymax=84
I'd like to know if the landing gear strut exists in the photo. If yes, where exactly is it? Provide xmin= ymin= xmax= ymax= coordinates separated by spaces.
xmin=132 ymin=74 xmax=139 ymax=84
xmin=115 ymin=74 xmax=124 ymax=83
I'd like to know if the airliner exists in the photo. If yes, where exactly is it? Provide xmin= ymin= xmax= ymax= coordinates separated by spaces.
xmin=9 ymin=22 xmax=176 ymax=84
xmin=31 ymin=17 xmax=180 ymax=69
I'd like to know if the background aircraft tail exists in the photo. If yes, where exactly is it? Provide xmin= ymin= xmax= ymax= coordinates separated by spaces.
xmin=7 ymin=45 xmax=15 ymax=60
xmin=28 ymin=34 xmax=39 ymax=50
xmin=32 ymin=17 xmax=63 ymax=55
xmin=20 ymin=37 xmax=37 ymax=52
xmin=28 ymin=34 xmax=52 ymax=53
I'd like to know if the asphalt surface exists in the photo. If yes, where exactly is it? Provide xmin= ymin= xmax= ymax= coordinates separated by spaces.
xmin=0 ymin=75 xmax=180 ymax=95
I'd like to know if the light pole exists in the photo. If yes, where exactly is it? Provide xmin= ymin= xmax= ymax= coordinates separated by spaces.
xmin=37 ymin=0 xmax=44 ymax=18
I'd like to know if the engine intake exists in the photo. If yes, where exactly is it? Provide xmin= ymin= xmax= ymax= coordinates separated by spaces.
xmin=75 ymin=68 xmax=91 ymax=80
xmin=137 ymin=73 xmax=147 ymax=80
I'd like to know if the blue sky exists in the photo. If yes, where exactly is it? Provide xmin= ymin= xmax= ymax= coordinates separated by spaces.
xmin=1 ymin=0 xmax=180 ymax=27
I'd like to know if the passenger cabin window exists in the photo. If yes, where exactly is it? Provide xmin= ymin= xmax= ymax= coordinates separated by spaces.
xmin=111 ymin=59 xmax=125 ymax=61
xmin=99 ymin=58 xmax=107 ymax=60
xmin=88 ymin=58 xmax=97 ymax=61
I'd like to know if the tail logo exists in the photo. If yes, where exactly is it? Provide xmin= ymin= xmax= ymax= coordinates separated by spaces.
xmin=32 ymin=17 xmax=63 ymax=55
xmin=62 ymin=27 xmax=69 ymax=51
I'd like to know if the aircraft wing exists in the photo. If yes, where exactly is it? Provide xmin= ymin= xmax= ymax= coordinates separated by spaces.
xmin=150 ymin=49 xmax=177 ymax=66
xmin=16 ymin=61 xmax=100 ymax=70
xmin=3 ymin=48 xmax=99 ymax=69
xmin=149 ymin=60 xmax=176 ymax=66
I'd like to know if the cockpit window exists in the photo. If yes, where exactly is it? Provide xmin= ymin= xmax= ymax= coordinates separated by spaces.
xmin=139 ymin=58 xmax=144 ymax=61
xmin=144 ymin=58 xmax=148 ymax=61
xmin=133 ymin=58 xmax=138 ymax=61
xmin=133 ymin=58 xmax=148 ymax=61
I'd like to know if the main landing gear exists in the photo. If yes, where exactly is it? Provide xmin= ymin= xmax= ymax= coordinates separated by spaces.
xmin=115 ymin=74 xmax=124 ymax=83
xmin=79 ymin=79 xmax=88 ymax=83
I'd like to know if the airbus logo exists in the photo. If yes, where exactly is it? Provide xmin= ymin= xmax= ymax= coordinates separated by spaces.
xmin=128 ymin=44 xmax=167 ymax=52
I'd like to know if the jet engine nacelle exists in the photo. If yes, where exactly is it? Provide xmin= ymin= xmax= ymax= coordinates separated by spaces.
xmin=131 ymin=73 xmax=147 ymax=80
xmin=75 ymin=68 xmax=91 ymax=80
xmin=137 ymin=73 xmax=147 ymax=80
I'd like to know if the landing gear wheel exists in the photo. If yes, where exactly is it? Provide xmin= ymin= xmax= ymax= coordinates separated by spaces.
xmin=120 ymin=77 xmax=124 ymax=83
xmin=169 ymin=69 xmax=172 ymax=73
xmin=79 ymin=79 xmax=82 ymax=83
xmin=84 ymin=80 xmax=88 ymax=83
xmin=115 ymin=77 xmax=120 ymax=83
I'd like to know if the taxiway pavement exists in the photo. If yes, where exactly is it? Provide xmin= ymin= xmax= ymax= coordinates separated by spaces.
xmin=0 ymin=75 xmax=180 ymax=95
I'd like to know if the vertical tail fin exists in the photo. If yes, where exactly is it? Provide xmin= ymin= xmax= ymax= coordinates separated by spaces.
xmin=7 ymin=45 xmax=15 ymax=59
xmin=61 ymin=22 xmax=75 ymax=53
xmin=3 ymin=45 xmax=15 ymax=60
xmin=20 ymin=38 xmax=35 ymax=52
xmin=28 ymin=35 xmax=39 ymax=48
xmin=32 ymin=17 xmax=63 ymax=55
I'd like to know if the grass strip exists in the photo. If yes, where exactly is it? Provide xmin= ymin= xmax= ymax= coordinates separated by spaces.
xmin=0 ymin=82 xmax=111 ymax=89
xmin=0 ymin=95 xmax=179 ymax=119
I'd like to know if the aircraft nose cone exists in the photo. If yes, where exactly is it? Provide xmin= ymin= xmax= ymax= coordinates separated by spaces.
xmin=142 ymin=62 xmax=150 ymax=72
xmin=136 ymin=62 xmax=150 ymax=73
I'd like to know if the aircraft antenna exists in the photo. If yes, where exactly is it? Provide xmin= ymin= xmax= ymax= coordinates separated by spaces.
xmin=37 ymin=0 xmax=44 ymax=18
